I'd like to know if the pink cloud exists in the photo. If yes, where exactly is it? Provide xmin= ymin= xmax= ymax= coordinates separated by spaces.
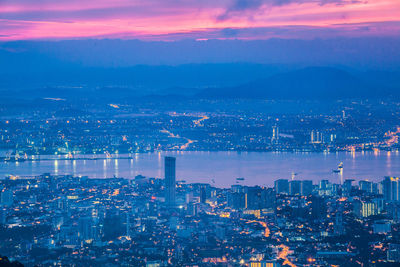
xmin=0 ymin=0 xmax=399 ymax=40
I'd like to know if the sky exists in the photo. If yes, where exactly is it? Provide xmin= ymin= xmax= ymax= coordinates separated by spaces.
xmin=0 ymin=0 xmax=400 ymax=41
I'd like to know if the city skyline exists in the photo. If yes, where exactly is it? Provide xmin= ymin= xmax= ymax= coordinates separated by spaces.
xmin=2 ymin=157 xmax=400 ymax=266
xmin=1 ymin=0 xmax=400 ymax=266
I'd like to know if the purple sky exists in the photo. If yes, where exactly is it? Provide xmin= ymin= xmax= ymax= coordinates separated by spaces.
xmin=0 ymin=0 xmax=399 ymax=40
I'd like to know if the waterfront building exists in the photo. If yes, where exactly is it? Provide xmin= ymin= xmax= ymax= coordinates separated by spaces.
xmin=311 ymin=130 xmax=323 ymax=144
xmin=272 ymin=126 xmax=279 ymax=144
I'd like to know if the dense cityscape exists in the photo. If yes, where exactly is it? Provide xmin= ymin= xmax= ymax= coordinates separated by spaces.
xmin=1 ymin=156 xmax=400 ymax=266
xmin=1 ymin=0 xmax=400 ymax=265
xmin=1 ymin=99 xmax=400 ymax=158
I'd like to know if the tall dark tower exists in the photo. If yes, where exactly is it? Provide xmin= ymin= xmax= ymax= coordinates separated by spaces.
xmin=165 ymin=156 xmax=176 ymax=207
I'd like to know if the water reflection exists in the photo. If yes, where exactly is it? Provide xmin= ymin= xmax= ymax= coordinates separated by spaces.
xmin=387 ymin=151 xmax=392 ymax=176
xmin=103 ymin=159 xmax=107 ymax=178
xmin=54 ymin=160 xmax=58 ymax=175
xmin=72 ymin=160 xmax=76 ymax=176
xmin=114 ymin=159 xmax=119 ymax=177
xmin=0 ymin=151 xmax=400 ymax=187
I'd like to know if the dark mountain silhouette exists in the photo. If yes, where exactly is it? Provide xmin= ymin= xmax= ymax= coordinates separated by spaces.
xmin=1 ymin=65 xmax=399 ymax=102
xmin=198 ymin=67 xmax=388 ymax=99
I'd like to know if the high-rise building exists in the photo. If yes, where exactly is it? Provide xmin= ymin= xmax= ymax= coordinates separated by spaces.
xmin=359 ymin=180 xmax=373 ymax=193
xmin=246 ymin=187 xmax=262 ymax=210
xmin=334 ymin=206 xmax=345 ymax=235
xmin=373 ymin=197 xmax=385 ymax=214
xmin=387 ymin=244 xmax=400 ymax=263
xmin=78 ymin=217 xmax=94 ymax=242
xmin=287 ymin=180 xmax=313 ymax=196
xmin=342 ymin=179 xmax=354 ymax=196
xmin=228 ymin=185 xmax=247 ymax=209
xmin=200 ymin=186 xmax=207 ymax=203
xmin=165 ymin=156 xmax=176 ymax=207
xmin=0 ymin=209 xmax=5 ymax=225
xmin=229 ymin=186 xmax=276 ymax=210
xmin=311 ymin=130 xmax=323 ymax=144
xmin=353 ymin=199 xmax=377 ymax=217
xmin=186 ymin=202 xmax=198 ymax=216
xmin=231 ymin=184 xmax=246 ymax=193
xmin=0 ymin=189 xmax=13 ymax=206
xmin=271 ymin=126 xmax=279 ymax=144
xmin=320 ymin=180 xmax=329 ymax=190
xmin=262 ymin=188 xmax=277 ymax=209
xmin=274 ymin=179 xmax=289 ymax=195
xmin=301 ymin=180 xmax=313 ymax=196
xmin=310 ymin=195 xmax=326 ymax=220
xmin=289 ymin=180 xmax=302 ymax=195
xmin=383 ymin=177 xmax=400 ymax=202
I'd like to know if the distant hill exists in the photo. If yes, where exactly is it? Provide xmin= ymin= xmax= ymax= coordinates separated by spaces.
xmin=197 ymin=67 xmax=388 ymax=99
xmin=0 ymin=62 xmax=282 ymax=92
xmin=1 ymin=65 xmax=399 ymax=102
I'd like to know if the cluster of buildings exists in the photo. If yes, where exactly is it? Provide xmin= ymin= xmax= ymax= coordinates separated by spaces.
xmin=2 ymin=98 xmax=400 ymax=157
xmin=1 ymin=157 xmax=400 ymax=266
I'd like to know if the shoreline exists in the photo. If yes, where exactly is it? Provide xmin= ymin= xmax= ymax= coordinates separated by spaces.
xmin=1 ymin=148 xmax=398 ymax=162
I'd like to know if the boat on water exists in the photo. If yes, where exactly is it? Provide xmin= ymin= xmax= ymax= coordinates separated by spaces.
xmin=236 ymin=177 xmax=245 ymax=181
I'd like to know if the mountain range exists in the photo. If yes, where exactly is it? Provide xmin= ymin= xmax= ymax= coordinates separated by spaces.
xmin=1 ymin=65 xmax=400 ymax=102
xmin=197 ymin=67 xmax=393 ymax=99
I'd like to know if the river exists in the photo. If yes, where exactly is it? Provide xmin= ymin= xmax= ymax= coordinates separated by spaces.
xmin=1 ymin=151 xmax=399 ymax=187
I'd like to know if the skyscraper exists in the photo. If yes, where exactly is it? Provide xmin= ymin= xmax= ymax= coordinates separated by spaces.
xmin=0 ymin=189 xmax=13 ymax=207
xmin=310 ymin=130 xmax=323 ymax=144
xmin=289 ymin=180 xmax=302 ymax=195
xmin=274 ymin=179 xmax=289 ymax=194
xmin=78 ymin=217 xmax=94 ymax=242
xmin=301 ymin=180 xmax=313 ymax=196
xmin=165 ymin=156 xmax=176 ymax=207
xmin=383 ymin=176 xmax=400 ymax=202
xmin=200 ymin=186 xmax=207 ymax=204
xmin=359 ymin=180 xmax=373 ymax=193
xmin=343 ymin=179 xmax=354 ymax=196
xmin=0 ymin=209 xmax=5 ymax=225
xmin=310 ymin=195 xmax=326 ymax=220
xmin=353 ymin=199 xmax=377 ymax=217
xmin=271 ymin=126 xmax=279 ymax=144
